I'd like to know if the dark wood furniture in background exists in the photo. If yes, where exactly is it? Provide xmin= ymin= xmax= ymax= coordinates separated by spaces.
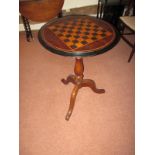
xmin=20 ymin=12 xmax=63 ymax=42
xmin=97 ymin=0 xmax=135 ymax=62
xmin=19 ymin=0 xmax=64 ymax=22
xmin=21 ymin=16 xmax=33 ymax=42
xmin=97 ymin=0 xmax=125 ymax=27
xmin=38 ymin=15 xmax=120 ymax=121
xmin=19 ymin=0 xmax=64 ymax=41
xmin=120 ymin=16 xmax=135 ymax=62
xmin=119 ymin=0 xmax=135 ymax=62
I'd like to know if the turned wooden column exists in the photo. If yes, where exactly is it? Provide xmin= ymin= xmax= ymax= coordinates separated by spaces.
xmin=74 ymin=58 xmax=84 ymax=80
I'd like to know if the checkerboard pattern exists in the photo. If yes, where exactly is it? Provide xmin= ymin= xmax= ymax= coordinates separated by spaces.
xmin=48 ymin=17 xmax=112 ymax=50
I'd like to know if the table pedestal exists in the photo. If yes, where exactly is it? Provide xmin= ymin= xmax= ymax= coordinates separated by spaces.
xmin=61 ymin=58 xmax=105 ymax=121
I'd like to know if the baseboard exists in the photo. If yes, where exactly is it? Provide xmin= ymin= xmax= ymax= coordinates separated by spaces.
xmin=19 ymin=14 xmax=96 ymax=32
xmin=19 ymin=23 xmax=46 ymax=31
xmin=19 ymin=5 xmax=98 ymax=32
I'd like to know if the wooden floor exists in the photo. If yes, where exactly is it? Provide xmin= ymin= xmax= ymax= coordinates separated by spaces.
xmin=20 ymin=31 xmax=135 ymax=155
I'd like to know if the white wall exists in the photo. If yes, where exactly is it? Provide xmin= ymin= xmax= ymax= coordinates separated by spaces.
xmin=62 ymin=0 xmax=98 ymax=9
xmin=62 ymin=0 xmax=129 ymax=9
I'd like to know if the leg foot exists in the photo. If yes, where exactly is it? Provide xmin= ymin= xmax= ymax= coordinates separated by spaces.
xmin=81 ymin=79 xmax=105 ymax=94
xmin=61 ymin=75 xmax=76 ymax=85
xmin=63 ymin=58 xmax=105 ymax=121
xmin=65 ymin=85 xmax=79 ymax=121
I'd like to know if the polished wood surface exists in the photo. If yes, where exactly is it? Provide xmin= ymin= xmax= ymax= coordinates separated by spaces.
xmin=19 ymin=0 xmax=64 ymax=22
xmin=38 ymin=15 xmax=120 ymax=57
xmin=38 ymin=15 xmax=119 ymax=121
xmin=62 ymin=58 xmax=105 ymax=121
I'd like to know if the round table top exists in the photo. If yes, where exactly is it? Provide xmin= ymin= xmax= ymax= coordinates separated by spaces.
xmin=19 ymin=0 xmax=64 ymax=22
xmin=38 ymin=15 xmax=120 ymax=57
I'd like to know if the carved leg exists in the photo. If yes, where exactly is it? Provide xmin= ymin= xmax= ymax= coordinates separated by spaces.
xmin=65 ymin=85 xmax=80 ymax=121
xmin=21 ymin=15 xmax=33 ymax=42
xmin=26 ymin=18 xmax=33 ymax=40
xmin=61 ymin=74 xmax=76 ymax=85
xmin=128 ymin=45 xmax=135 ymax=63
xmin=64 ymin=58 xmax=84 ymax=121
xmin=81 ymin=79 xmax=105 ymax=94
xmin=63 ymin=58 xmax=105 ymax=121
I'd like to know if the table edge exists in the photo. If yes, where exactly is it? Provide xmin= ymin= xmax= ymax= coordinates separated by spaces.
xmin=38 ymin=15 xmax=120 ymax=57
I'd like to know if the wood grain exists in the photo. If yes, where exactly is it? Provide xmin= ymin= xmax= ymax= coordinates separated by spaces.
xmin=19 ymin=0 xmax=64 ymax=22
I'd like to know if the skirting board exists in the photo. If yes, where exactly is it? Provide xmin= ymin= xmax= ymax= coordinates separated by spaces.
xmin=19 ymin=23 xmax=46 ymax=31
xmin=19 ymin=14 xmax=96 ymax=32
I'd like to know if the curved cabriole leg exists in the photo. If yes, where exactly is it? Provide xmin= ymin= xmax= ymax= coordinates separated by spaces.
xmin=81 ymin=79 xmax=105 ymax=94
xmin=63 ymin=58 xmax=105 ymax=121
xmin=61 ymin=74 xmax=76 ymax=85
xmin=65 ymin=85 xmax=80 ymax=121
